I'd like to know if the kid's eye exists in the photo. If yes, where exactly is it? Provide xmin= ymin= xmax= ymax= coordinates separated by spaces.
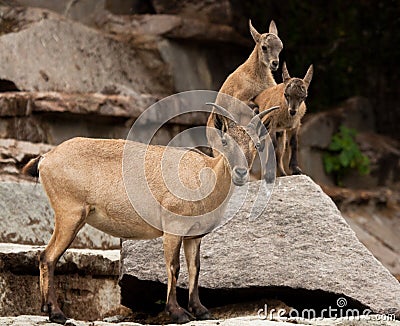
xmin=221 ymin=138 xmax=227 ymax=146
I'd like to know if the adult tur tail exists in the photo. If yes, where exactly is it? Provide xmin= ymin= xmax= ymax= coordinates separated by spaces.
xmin=22 ymin=156 xmax=41 ymax=178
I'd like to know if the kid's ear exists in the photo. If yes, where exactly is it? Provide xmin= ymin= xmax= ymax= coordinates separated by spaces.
xmin=249 ymin=20 xmax=261 ymax=43
xmin=269 ymin=20 xmax=278 ymax=35
xmin=282 ymin=62 xmax=291 ymax=84
xmin=303 ymin=64 xmax=314 ymax=89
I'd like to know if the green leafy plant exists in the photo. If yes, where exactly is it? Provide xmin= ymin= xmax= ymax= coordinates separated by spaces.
xmin=323 ymin=125 xmax=370 ymax=186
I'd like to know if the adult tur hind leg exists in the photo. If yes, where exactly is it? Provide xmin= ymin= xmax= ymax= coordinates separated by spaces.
xmin=183 ymin=237 xmax=211 ymax=320
xmin=40 ymin=205 xmax=87 ymax=324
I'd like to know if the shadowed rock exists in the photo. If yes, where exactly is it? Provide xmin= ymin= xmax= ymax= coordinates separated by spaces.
xmin=0 ymin=243 xmax=121 ymax=320
xmin=0 ymin=182 xmax=120 ymax=249
xmin=120 ymin=175 xmax=400 ymax=317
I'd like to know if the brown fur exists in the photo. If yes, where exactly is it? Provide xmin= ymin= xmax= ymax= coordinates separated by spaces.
xmin=254 ymin=62 xmax=313 ymax=176
xmin=22 ymin=105 xmax=277 ymax=324
xmin=207 ymin=20 xmax=283 ymax=150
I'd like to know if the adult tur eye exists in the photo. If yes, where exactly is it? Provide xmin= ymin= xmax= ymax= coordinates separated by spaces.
xmin=261 ymin=45 xmax=267 ymax=51
xmin=256 ymin=142 xmax=265 ymax=152
xmin=221 ymin=138 xmax=227 ymax=146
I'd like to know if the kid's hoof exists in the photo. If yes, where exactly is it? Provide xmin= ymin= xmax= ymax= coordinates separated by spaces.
xmin=49 ymin=312 xmax=68 ymax=324
xmin=291 ymin=167 xmax=303 ymax=175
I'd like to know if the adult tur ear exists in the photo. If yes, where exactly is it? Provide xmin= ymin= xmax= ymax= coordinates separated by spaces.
xmin=303 ymin=64 xmax=314 ymax=89
xmin=249 ymin=20 xmax=261 ymax=43
xmin=269 ymin=20 xmax=278 ymax=35
xmin=282 ymin=62 xmax=291 ymax=84
xmin=214 ymin=113 xmax=227 ymax=132
xmin=205 ymin=102 xmax=234 ymax=133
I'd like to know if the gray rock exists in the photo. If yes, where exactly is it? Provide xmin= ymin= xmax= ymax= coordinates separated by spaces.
xmin=100 ymin=13 xmax=250 ymax=92
xmin=120 ymin=175 xmax=400 ymax=317
xmin=0 ymin=91 xmax=155 ymax=118
xmin=10 ymin=0 xmax=108 ymax=26
xmin=151 ymin=0 xmax=233 ymax=25
xmin=1 ymin=315 xmax=400 ymax=326
xmin=0 ymin=244 xmax=121 ymax=320
xmin=300 ymin=96 xmax=375 ymax=150
xmin=0 ymin=243 xmax=120 ymax=275
xmin=0 ymin=6 xmax=172 ymax=95
xmin=0 ymin=138 xmax=53 ymax=182
xmin=0 ymin=182 xmax=120 ymax=249
xmin=298 ymin=96 xmax=385 ymax=187
xmin=101 ymin=13 xmax=249 ymax=45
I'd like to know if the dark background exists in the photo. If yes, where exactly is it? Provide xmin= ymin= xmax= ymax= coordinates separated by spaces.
xmin=231 ymin=0 xmax=400 ymax=139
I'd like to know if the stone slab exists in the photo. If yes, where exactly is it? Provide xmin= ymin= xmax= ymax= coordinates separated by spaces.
xmin=120 ymin=175 xmax=400 ymax=317
xmin=0 ymin=243 xmax=120 ymax=320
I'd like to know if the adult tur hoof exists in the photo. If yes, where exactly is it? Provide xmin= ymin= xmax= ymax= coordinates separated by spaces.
xmin=195 ymin=310 xmax=213 ymax=320
xmin=169 ymin=307 xmax=195 ymax=324
xmin=49 ymin=312 xmax=68 ymax=325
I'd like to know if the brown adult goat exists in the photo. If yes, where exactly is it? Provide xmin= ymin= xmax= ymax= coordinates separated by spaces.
xmin=22 ymin=104 xmax=278 ymax=324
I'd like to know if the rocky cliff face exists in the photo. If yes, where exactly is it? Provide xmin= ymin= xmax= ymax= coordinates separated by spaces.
xmin=0 ymin=3 xmax=248 ymax=158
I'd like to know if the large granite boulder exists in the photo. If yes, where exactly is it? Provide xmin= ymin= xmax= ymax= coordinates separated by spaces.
xmin=0 ymin=6 xmax=172 ymax=95
xmin=0 ymin=6 xmax=248 ymax=147
xmin=0 ymin=6 xmax=249 ymax=95
xmin=120 ymin=175 xmax=400 ymax=317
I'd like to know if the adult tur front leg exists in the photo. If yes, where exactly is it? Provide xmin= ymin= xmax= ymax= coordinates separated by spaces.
xmin=163 ymin=233 xmax=194 ymax=323
xmin=183 ymin=237 xmax=211 ymax=320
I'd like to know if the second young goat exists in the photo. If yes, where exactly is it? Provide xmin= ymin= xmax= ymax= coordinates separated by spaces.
xmin=255 ymin=62 xmax=313 ymax=176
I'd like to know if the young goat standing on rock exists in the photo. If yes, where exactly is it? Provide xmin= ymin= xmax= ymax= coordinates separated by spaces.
xmin=217 ymin=20 xmax=283 ymax=104
xmin=207 ymin=19 xmax=283 ymax=149
xmin=255 ymin=62 xmax=313 ymax=176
